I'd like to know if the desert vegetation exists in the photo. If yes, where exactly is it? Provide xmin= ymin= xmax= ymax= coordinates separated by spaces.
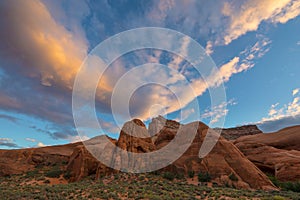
xmin=1 ymin=172 xmax=300 ymax=200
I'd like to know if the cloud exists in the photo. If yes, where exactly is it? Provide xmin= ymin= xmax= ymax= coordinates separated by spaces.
xmin=25 ymin=138 xmax=37 ymax=143
xmin=0 ymin=138 xmax=19 ymax=148
xmin=29 ymin=125 xmax=77 ymax=141
xmin=222 ymin=0 xmax=300 ymax=45
xmin=0 ymin=114 xmax=19 ymax=124
xmin=206 ymin=37 xmax=271 ymax=88
xmin=205 ymin=41 xmax=214 ymax=56
xmin=80 ymin=35 xmax=271 ymax=124
xmin=68 ymin=135 xmax=90 ymax=143
xmin=0 ymin=0 xmax=87 ymax=88
xmin=0 ymin=0 xmax=89 ymax=140
xmin=258 ymin=88 xmax=300 ymax=132
xmin=258 ymin=113 xmax=300 ymax=132
xmin=297 ymin=41 xmax=300 ymax=45
xmin=293 ymin=88 xmax=299 ymax=96
xmin=0 ymin=0 xmax=291 ymax=142
xmin=201 ymin=99 xmax=237 ymax=124
xmin=25 ymin=137 xmax=49 ymax=148
xmin=37 ymin=142 xmax=46 ymax=147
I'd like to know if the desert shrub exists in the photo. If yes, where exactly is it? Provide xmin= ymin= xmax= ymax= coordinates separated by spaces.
xmin=25 ymin=170 xmax=39 ymax=178
xmin=268 ymin=175 xmax=300 ymax=192
xmin=162 ymin=172 xmax=175 ymax=181
xmin=229 ymin=173 xmax=238 ymax=181
xmin=273 ymin=195 xmax=286 ymax=200
xmin=175 ymin=172 xmax=185 ymax=180
xmin=61 ymin=160 xmax=68 ymax=165
xmin=188 ymin=170 xmax=195 ymax=178
xmin=198 ymin=172 xmax=211 ymax=182
xmin=45 ymin=167 xmax=62 ymax=178
xmin=268 ymin=175 xmax=280 ymax=187
xmin=44 ymin=179 xmax=50 ymax=184
xmin=63 ymin=170 xmax=71 ymax=179
xmin=281 ymin=181 xmax=300 ymax=192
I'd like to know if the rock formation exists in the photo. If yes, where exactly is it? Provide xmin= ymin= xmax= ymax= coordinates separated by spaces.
xmin=0 ymin=117 xmax=281 ymax=190
xmin=214 ymin=125 xmax=262 ymax=140
xmin=0 ymin=143 xmax=78 ymax=176
xmin=234 ymin=125 xmax=300 ymax=182
xmin=150 ymin=117 xmax=275 ymax=190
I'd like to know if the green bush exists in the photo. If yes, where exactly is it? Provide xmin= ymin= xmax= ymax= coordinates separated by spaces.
xmin=63 ymin=171 xmax=71 ymax=179
xmin=229 ymin=173 xmax=238 ymax=181
xmin=188 ymin=170 xmax=195 ymax=178
xmin=268 ymin=175 xmax=280 ymax=187
xmin=272 ymin=195 xmax=286 ymax=200
xmin=45 ymin=168 xmax=62 ymax=178
xmin=162 ymin=172 xmax=175 ymax=181
xmin=175 ymin=173 xmax=185 ymax=180
xmin=198 ymin=172 xmax=211 ymax=182
xmin=25 ymin=170 xmax=39 ymax=178
xmin=281 ymin=181 xmax=300 ymax=192
xmin=268 ymin=175 xmax=300 ymax=192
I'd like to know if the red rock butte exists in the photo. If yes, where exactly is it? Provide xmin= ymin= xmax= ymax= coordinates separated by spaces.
xmin=1 ymin=116 xmax=299 ymax=190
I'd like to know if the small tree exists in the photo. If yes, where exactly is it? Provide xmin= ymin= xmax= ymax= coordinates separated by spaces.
xmin=198 ymin=172 xmax=211 ymax=182
xmin=188 ymin=170 xmax=195 ymax=178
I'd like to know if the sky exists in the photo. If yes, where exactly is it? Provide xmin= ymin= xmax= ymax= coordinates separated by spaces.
xmin=0 ymin=0 xmax=300 ymax=149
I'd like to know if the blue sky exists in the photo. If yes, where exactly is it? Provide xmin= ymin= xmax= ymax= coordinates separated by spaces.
xmin=0 ymin=0 xmax=300 ymax=148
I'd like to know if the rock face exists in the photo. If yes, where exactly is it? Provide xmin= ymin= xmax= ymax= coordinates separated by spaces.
xmin=0 ymin=143 xmax=78 ymax=176
xmin=234 ymin=125 xmax=300 ymax=181
xmin=150 ymin=118 xmax=275 ymax=190
xmin=214 ymin=125 xmax=262 ymax=140
xmin=103 ymin=119 xmax=156 ymax=172
xmin=0 ymin=117 xmax=280 ymax=190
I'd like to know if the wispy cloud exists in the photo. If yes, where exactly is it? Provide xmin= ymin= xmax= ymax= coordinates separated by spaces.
xmin=293 ymin=88 xmax=299 ymax=96
xmin=201 ymin=99 xmax=237 ymax=124
xmin=0 ymin=0 xmax=297 ymax=142
xmin=0 ymin=114 xmax=19 ymax=124
xmin=0 ymin=138 xmax=20 ymax=148
xmin=258 ymin=88 xmax=300 ymax=132
xmin=25 ymin=137 xmax=48 ymax=148
xmin=207 ymin=37 xmax=271 ymax=88
xmin=222 ymin=0 xmax=300 ymax=45
xmin=205 ymin=41 xmax=214 ymax=56
xmin=25 ymin=138 xmax=36 ymax=143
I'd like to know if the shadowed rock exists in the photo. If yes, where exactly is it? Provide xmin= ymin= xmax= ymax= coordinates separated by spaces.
xmin=234 ymin=125 xmax=300 ymax=182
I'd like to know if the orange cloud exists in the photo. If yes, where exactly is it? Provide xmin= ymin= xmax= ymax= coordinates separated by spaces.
xmin=223 ymin=0 xmax=300 ymax=45
xmin=0 ymin=0 xmax=87 ymax=89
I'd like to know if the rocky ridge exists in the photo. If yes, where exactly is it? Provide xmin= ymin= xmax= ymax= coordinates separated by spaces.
xmin=1 ymin=117 xmax=298 ymax=190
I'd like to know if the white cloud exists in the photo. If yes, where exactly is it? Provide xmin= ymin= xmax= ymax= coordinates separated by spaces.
xmin=25 ymin=138 xmax=48 ymax=148
xmin=207 ymin=37 xmax=271 ymax=88
xmin=37 ymin=142 xmax=46 ymax=147
xmin=205 ymin=41 xmax=214 ymax=56
xmin=297 ymin=41 xmax=300 ymax=45
xmin=25 ymin=138 xmax=36 ymax=142
xmin=0 ymin=138 xmax=13 ymax=142
xmin=181 ymin=108 xmax=195 ymax=121
xmin=0 ymin=138 xmax=18 ymax=147
xmin=201 ymin=99 xmax=237 ymax=124
xmin=293 ymin=88 xmax=299 ymax=96
xmin=69 ymin=135 xmax=90 ymax=143
xmin=101 ymin=36 xmax=271 ymax=123
xmin=259 ymin=89 xmax=300 ymax=124
xmin=222 ymin=0 xmax=300 ymax=45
